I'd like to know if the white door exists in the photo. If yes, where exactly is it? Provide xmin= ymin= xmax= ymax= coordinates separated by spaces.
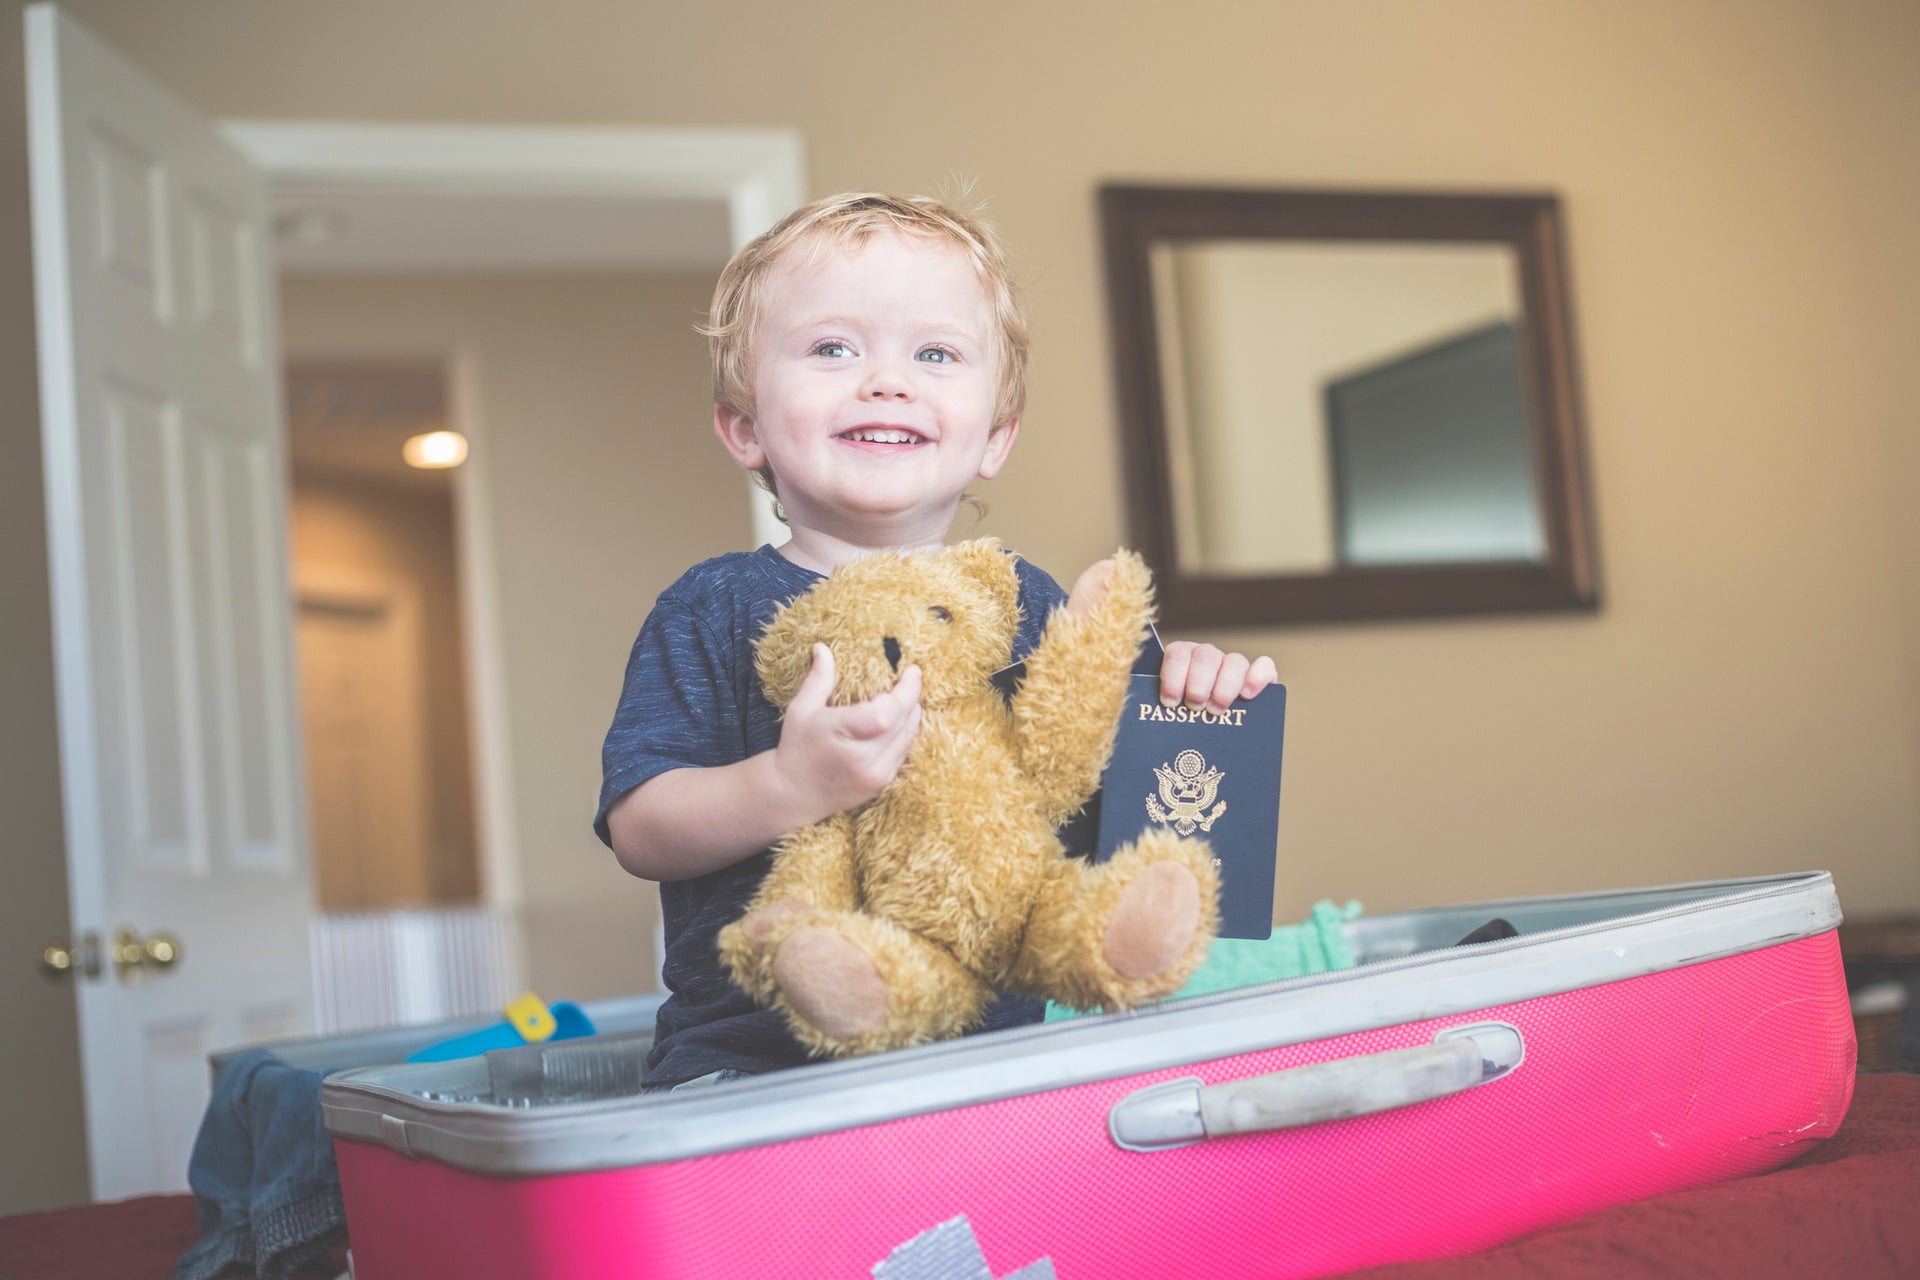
xmin=26 ymin=4 xmax=312 ymax=1199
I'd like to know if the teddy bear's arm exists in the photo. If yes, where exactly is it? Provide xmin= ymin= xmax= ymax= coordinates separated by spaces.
xmin=1011 ymin=550 xmax=1155 ymax=829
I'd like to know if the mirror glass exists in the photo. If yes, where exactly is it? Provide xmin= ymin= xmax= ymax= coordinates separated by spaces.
xmin=1152 ymin=239 xmax=1540 ymax=576
xmin=1102 ymin=186 xmax=1597 ymax=628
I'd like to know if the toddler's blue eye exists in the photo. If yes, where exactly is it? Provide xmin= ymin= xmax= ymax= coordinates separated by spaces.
xmin=814 ymin=341 xmax=853 ymax=358
xmin=916 ymin=347 xmax=954 ymax=364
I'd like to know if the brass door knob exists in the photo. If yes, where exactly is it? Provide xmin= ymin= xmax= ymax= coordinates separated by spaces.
xmin=41 ymin=932 xmax=102 ymax=980
xmin=112 ymin=926 xmax=184 ymax=978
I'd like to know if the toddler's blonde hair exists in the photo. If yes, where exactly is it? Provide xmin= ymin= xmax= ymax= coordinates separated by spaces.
xmin=701 ymin=192 xmax=1030 ymax=469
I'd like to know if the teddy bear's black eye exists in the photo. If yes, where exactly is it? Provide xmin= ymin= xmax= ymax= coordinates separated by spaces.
xmin=928 ymin=606 xmax=953 ymax=623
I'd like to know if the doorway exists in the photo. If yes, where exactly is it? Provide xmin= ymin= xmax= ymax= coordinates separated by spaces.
xmin=287 ymin=359 xmax=479 ymax=911
xmin=264 ymin=162 xmax=772 ymax=1026
xmin=240 ymin=123 xmax=805 ymax=1035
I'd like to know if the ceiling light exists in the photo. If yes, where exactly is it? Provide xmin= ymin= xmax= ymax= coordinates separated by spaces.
xmin=402 ymin=431 xmax=469 ymax=469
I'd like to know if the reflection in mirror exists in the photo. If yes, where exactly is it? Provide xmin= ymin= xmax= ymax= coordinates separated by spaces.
xmin=1154 ymin=241 xmax=1538 ymax=575
xmin=1103 ymin=187 xmax=1598 ymax=627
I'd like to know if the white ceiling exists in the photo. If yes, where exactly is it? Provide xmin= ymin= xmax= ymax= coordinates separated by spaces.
xmin=271 ymin=187 xmax=734 ymax=274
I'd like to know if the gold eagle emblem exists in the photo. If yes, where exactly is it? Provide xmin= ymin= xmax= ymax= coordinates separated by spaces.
xmin=1146 ymin=748 xmax=1227 ymax=836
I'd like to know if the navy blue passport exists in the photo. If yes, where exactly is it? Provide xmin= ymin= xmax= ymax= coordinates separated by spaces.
xmin=994 ymin=633 xmax=1286 ymax=940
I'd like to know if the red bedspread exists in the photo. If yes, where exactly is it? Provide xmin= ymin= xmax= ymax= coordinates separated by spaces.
xmin=1352 ymin=1070 xmax=1920 ymax=1279
xmin=4 ymin=1074 xmax=1917 ymax=1279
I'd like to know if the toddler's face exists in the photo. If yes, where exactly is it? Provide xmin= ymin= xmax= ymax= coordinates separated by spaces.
xmin=720 ymin=231 xmax=1015 ymax=539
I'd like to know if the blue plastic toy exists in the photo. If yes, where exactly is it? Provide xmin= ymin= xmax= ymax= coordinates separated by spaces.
xmin=405 ymin=993 xmax=597 ymax=1063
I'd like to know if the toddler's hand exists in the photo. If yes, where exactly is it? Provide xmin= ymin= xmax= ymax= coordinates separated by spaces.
xmin=1159 ymin=642 xmax=1278 ymax=714
xmin=772 ymin=643 xmax=924 ymax=822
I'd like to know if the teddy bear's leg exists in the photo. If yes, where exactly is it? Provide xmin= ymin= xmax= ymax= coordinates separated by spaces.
xmin=748 ymin=907 xmax=993 ymax=1059
xmin=1008 ymin=829 xmax=1220 ymax=1012
xmin=716 ymin=815 xmax=858 ymax=1003
xmin=1010 ymin=550 xmax=1156 ymax=829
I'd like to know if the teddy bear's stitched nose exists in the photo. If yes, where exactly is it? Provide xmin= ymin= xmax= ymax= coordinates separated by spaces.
xmin=883 ymin=637 xmax=902 ymax=672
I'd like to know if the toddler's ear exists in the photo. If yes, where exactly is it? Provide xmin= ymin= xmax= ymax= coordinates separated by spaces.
xmin=946 ymin=538 xmax=1020 ymax=629
xmin=713 ymin=404 xmax=766 ymax=471
xmin=976 ymin=416 xmax=1021 ymax=480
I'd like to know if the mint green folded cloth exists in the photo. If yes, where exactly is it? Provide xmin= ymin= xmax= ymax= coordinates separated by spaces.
xmin=1044 ymin=898 xmax=1362 ymax=1021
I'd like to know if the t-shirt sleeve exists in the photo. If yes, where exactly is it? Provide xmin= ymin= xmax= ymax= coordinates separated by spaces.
xmin=1012 ymin=557 xmax=1071 ymax=662
xmin=594 ymin=601 xmax=746 ymax=847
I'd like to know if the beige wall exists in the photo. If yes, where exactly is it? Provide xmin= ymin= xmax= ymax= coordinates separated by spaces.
xmin=1832 ymin=1 xmax=1920 ymax=855
xmin=5 ymin=0 xmax=1918 ymax=1207
xmin=280 ymin=271 xmax=742 ymax=1002
xmin=291 ymin=473 xmax=479 ymax=905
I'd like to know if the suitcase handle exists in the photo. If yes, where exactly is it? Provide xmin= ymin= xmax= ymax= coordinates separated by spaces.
xmin=1108 ymin=1021 xmax=1523 ymax=1152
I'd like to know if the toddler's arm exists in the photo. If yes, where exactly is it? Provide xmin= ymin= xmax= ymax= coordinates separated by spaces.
xmin=607 ymin=645 xmax=922 ymax=881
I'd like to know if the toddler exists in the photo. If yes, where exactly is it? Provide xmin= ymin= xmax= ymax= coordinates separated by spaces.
xmin=596 ymin=193 xmax=1277 ymax=1090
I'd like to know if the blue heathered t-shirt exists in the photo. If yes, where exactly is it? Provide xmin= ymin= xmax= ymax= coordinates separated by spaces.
xmin=595 ymin=543 xmax=1073 ymax=1090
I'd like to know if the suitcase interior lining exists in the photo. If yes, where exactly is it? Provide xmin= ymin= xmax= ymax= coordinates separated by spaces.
xmin=402 ymin=878 xmax=1787 ymax=1109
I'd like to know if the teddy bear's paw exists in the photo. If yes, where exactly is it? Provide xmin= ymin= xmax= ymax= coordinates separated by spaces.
xmin=769 ymin=913 xmax=995 ymax=1059
xmin=739 ymin=897 xmax=812 ymax=949
xmin=1065 ymin=558 xmax=1117 ymax=618
xmin=1098 ymin=836 xmax=1221 ymax=1007
xmin=1015 ymin=831 xmax=1220 ymax=1013
xmin=774 ymin=926 xmax=890 ymax=1043
xmin=1103 ymin=860 xmax=1202 ymax=981
xmin=1065 ymin=548 xmax=1151 ymax=623
xmin=717 ymin=897 xmax=817 ymax=1002
xmin=1059 ymin=548 xmax=1144 ymax=621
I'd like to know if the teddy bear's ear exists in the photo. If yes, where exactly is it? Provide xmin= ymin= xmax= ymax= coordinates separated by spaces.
xmin=946 ymin=537 xmax=1020 ymax=628
xmin=754 ymin=597 xmax=819 ymax=710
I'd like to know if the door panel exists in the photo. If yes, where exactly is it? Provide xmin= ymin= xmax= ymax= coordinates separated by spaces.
xmin=201 ymin=428 xmax=296 ymax=872
xmin=27 ymin=3 xmax=312 ymax=1198
xmin=105 ymin=384 xmax=206 ymax=873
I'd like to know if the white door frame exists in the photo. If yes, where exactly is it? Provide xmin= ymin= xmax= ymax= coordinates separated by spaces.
xmin=222 ymin=122 xmax=804 ymax=912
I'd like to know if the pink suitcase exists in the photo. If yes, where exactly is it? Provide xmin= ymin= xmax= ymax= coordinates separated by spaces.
xmin=322 ymin=872 xmax=1856 ymax=1279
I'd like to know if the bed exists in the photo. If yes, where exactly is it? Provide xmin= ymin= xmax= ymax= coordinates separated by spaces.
xmin=3 ymin=1071 xmax=1915 ymax=1280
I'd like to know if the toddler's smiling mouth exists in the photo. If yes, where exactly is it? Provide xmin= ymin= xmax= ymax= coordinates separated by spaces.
xmin=837 ymin=426 xmax=928 ymax=447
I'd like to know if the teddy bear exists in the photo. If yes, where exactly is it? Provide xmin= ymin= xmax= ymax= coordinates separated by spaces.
xmin=716 ymin=538 xmax=1220 ymax=1059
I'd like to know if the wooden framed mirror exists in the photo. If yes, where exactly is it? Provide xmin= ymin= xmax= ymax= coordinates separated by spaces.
xmin=1100 ymin=184 xmax=1600 ymax=627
